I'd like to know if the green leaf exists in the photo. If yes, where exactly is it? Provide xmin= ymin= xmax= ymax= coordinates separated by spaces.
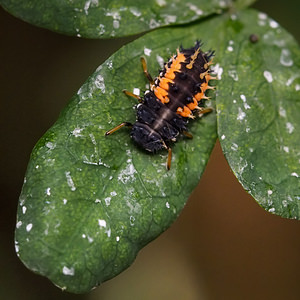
xmin=234 ymin=0 xmax=257 ymax=10
xmin=1 ymin=0 xmax=233 ymax=38
xmin=216 ymin=9 xmax=300 ymax=219
xmin=14 ymin=17 xmax=221 ymax=293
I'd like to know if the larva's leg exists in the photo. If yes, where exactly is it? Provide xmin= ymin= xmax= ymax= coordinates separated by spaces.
xmin=122 ymin=89 xmax=142 ymax=102
xmin=182 ymin=131 xmax=193 ymax=139
xmin=105 ymin=122 xmax=133 ymax=136
xmin=140 ymin=57 xmax=154 ymax=88
xmin=166 ymin=147 xmax=172 ymax=171
xmin=195 ymin=107 xmax=213 ymax=117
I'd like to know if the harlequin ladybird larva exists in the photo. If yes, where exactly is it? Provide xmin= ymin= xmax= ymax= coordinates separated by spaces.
xmin=105 ymin=41 xmax=216 ymax=170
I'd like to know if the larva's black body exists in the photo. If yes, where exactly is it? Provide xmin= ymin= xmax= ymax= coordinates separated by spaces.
xmin=130 ymin=91 xmax=188 ymax=153
xmin=106 ymin=41 xmax=215 ymax=169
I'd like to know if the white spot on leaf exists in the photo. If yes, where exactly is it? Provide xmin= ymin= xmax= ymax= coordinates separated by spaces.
xmin=83 ymin=0 xmax=98 ymax=15
xmin=228 ymin=69 xmax=238 ymax=81
xmin=186 ymin=3 xmax=203 ymax=15
xmin=144 ymin=48 xmax=152 ymax=56
xmin=279 ymin=107 xmax=286 ymax=117
xmin=263 ymin=70 xmax=273 ymax=83
xmin=286 ymin=122 xmax=294 ymax=134
xmin=65 ymin=171 xmax=76 ymax=191
xmin=213 ymin=63 xmax=223 ymax=80
xmin=16 ymin=221 xmax=22 ymax=229
xmin=98 ymin=24 xmax=105 ymax=35
xmin=219 ymin=0 xmax=227 ymax=8
xmin=118 ymin=159 xmax=136 ymax=183
xmin=237 ymin=107 xmax=246 ymax=121
xmin=164 ymin=15 xmax=177 ymax=24
xmin=133 ymin=88 xmax=140 ymax=96
xmin=72 ymin=127 xmax=83 ymax=137
xmin=46 ymin=142 xmax=55 ymax=150
xmin=280 ymin=49 xmax=293 ymax=67
xmin=149 ymin=19 xmax=160 ymax=28
xmin=104 ymin=197 xmax=111 ymax=206
xmin=129 ymin=7 xmax=141 ymax=17
xmin=15 ymin=242 xmax=19 ymax=254
xmin=231 ymin=143 xmax=238 ymax=151
xmin=105 ymin=228 xmax=111 ymax=238
xmin=269 ymin=20 xmax=279 ymax=28
xmin=286 ymin=74 xmax=300 ymax=86
xmin=156 ymin=0 xmax=166 ymax=6
xmin=240 ymin=94 xmax=246 ymax=102
xmin=258 ymin=12 xmax=267 ymax=19
xmin=283 ymin=146 xmax=289 ymax=153
xmin=130 ymin=215 xmax=135 ymax=226
xmin=113 ymin=20 xmax=119 ymax=29
xmin=26 ymin=223 xmax=33 ymax=232
xmin=94 ymin=75 xmax=105 ymax=93
xmin=62 ymin=266 xmax=75 ymax=276
xmin=46 ymin=187 xmax=51 ymax=196
xmin=98 ymin=219 xmax=106 ymax=228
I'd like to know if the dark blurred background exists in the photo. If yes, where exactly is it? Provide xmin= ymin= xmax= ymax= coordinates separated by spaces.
xmin=1 ymin=1 xmax=300 ymax=299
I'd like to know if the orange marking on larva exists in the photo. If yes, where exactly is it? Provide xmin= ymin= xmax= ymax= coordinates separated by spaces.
xmin=159 ymin=77 xmax=173 ymax=90
xmin=187 ymin=98 xmax=198 ymax=110
xmin=177 ymin=106 xmax=192 ymax=117
xmin=164 ymin=68 xmax=176 ymax=80
xmin=201 ymin=81 xmax=208 ymax=91
xmin=172 ymin=52 xmax=186 ymax=70
xmin=154 ymin=86 xmax=169 ymax=103
xmin=163 ymin=53 xmax=186 ymax=80
xmin=194 ymin=92 xmax=204 ymax=101
xmin=207 ymin=74 xmax=218 ymax=81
